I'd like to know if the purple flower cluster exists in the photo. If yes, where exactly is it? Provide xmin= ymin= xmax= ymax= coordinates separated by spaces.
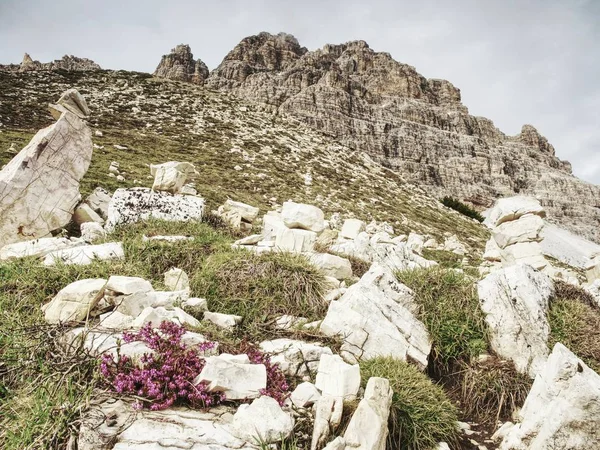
xmin=245 ymin=346 xmax=290 ymax=405
xmin=100 ymin=321 xmax=224 ymax=410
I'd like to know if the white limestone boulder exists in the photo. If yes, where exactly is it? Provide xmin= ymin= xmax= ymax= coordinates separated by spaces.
xmin=77 ymin=400 xmax=246 ymax=450
xmin=585 ymin=280 xmax=600 ymax=308
xmin=498 ymin=343 xmax=600 ymax=450
xmin=229 ymin=396 xmax=294 ymax=444
xmin=290 ymin=382 xmax=321 ymax=408
xmin=203 ymin=311 xmax=242 ymax=329
xmin=150 ymin=161 xmax=196 ymax=194
xmin=0 ymin=106 xmax=92 ymax=248
xmin=259 ymin=339 xmax=333 ymax=378
xmin=105 ymin=187 xmax=204 ymax=232
xmin=483 ymin=238 xmax=502 ymax=262
xmin=43 ymin=278 xmax=107 ymax=324
xmin=281 ymin=201 xmax=325 ymax=233
xmin=340 ymin=219 xmax=366 ymax=240
xmin=0 ymin=237 xmax=84 ymax=260
xmin=343 ymin=377 xmax=394 ymax=450
xmin=80 ymin=222 xmax=106 ymax=243
xmin=320 ymin=264 xmax=430 ymax=367
xmin=164 ymin=267 xmax=189 ymax=292
xmin=275 ymin=227 xmax=317 ymax=253
xmin=500 ymin=241 xmax=548 ymax=270
xmin=194 ymin=354 xmax=267 ymax=400
xmin=220 ymin=199 xmax=259 ymax=223
xmin=493 ymin=214 xmax=544 ymax=249
xmin=308 ymin=253 xmax=353 ymax=280
xmin=484 ymin=196 xmax=545 ymax=228
xmin=311 ymin=395 xmax=344 ymax=450
xmin=51 ymin=88 xmax=90 ymax=119
xmin=114 ymin=290 xmax=188 ymax=317
xmin=131 ymin=306 xmax=200 ymax=328
xmin=43 ymin=242 xmax=124 ymax=266
xmin=477 ymin=264 xmax=554 ymax=378
xmin=262 ymin=211 xmax=287 ymax=241
xmin=106 ymin=276 xmax=153 ymax=295
xmin=85 ymin=187 xmax=112 ymax=220
xmin=315 ymin=354 xmax=361 ymax=401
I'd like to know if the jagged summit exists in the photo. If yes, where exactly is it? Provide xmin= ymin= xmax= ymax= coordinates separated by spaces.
xmin=0 ymin=53 xmax=101 ymax=72
xmin=153 ymin=44 xmax=209 ymax=85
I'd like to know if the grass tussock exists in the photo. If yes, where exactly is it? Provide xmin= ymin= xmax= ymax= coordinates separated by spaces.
xmin=397 ymin=267 xmax=488 ymax=373
xmin=421 ymin=249 xmax=462 ymax=270
xmin=193 ymin=250 xmax=327 ymax=334
xmin=549 ymin=281 xmax=600 ymax=372
xmin=455 ymin=357 xmax=531 ymax=425
xmin=360 ymin=357 xmax=458 ymax=450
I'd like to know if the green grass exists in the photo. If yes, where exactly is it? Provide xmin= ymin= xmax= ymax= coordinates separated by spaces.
xmin=0 ymin=220 xmax=234 ymax=449
xmin=396 ymin=268 xmax=488 ymax=372
xmin=193 ymin=250 xmax=327 ymax=337
xmin=0 ymin=218 xmax=330 ymax=448
xmin=548 ymin=281 xmax=600 ymax=372
xmin=360 ymin=357 xmax=458 ymax=450
xmin=395 ymin=267 xmax=530 ymax=426
xmin=421 ymin=249 xmax=462 ymax=270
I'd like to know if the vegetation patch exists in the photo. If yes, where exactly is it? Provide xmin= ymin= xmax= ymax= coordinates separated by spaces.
xmin=441 ymin=196 xmax=484 ymax=222
xmin=549 ymin=281 xmax=600 ymax=372
xmin=454 ymin=357 xmax=531 ymax=425
xmin=396 ymin=268 xmax=487 ymax=373
xmin=421 ymin=249 xmax=462 ymax=269
xmin=193 ymin=250 xmax=327 ymax=335
xmin=360 ymin=357 xmax=458 ymax=450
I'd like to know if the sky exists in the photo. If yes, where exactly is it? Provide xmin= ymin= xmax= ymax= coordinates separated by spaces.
xmin=1 ymin=0 xmax=599 ymax=184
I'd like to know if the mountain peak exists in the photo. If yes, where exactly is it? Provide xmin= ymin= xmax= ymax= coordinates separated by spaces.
xmin=153 ymin=44 xmax=209 ymax=85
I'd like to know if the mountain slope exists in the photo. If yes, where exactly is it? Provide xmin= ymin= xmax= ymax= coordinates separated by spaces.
xmin=0 ymin=68 xmax=487 ymax=249
xmin=203 ymin=32 xmax=600 ymax=243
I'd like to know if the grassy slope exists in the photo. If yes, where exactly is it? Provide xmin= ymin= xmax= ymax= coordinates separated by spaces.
xmin=0 ymin=69 xmax=488 ymax=249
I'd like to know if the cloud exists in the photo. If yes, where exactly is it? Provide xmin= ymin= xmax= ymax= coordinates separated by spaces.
xmin=0 ymin=0 xmax=598 ymax=183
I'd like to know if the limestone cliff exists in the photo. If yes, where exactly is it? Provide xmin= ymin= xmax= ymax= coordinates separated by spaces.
xmin=205 ymin=32 xmax=600 ymax=242
xmin=153 ymin=44 xmax=209 ymax=85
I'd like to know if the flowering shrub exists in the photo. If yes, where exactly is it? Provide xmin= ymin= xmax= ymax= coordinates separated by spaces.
xmin=100 ymin=321 xmax=223 ymax=410
xmin=100 ymin=322 xmax=291 ymax=410
xmin=245 ymin=345 xmax=290 ymax=405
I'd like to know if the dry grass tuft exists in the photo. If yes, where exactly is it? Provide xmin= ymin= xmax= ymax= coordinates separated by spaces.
xmin=454 ymin=357 xmax=531 ymax=425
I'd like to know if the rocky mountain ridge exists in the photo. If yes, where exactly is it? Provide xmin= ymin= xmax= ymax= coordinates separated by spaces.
xmin=202 ymin=32 xmax=600 ymax=242
xmin=0 ymin=53 xmax=101 ymax=72
xmin=1 ymin=35 xmax=598 ymax=242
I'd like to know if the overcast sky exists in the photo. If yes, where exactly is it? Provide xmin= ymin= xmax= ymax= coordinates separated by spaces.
xmin=1 ymin=0 xmax=598 ymax=184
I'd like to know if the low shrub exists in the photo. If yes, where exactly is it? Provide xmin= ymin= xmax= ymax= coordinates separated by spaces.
xmin=549 ymin=282 xmax=600 ymax=372
xmin=360 ymin=357 xmax=458 ymax=450
xmin=396 ymin=268 xmax=488 ymax=373
xmin=101 ymin=322 xmax=223 ymax=410
xmin=440 ymin=197 xmax=484 ymax=222
xmin=100 ymin=323 xmax=291 ymax=410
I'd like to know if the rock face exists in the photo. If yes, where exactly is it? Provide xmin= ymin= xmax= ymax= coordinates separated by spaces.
xmin=206 ymin=32 xmax=600 ymax=243
xmin=0 ymin=95 xmax=92 ymax=248
xmin=477 ymin=264 xmax=554 ymax=378
xmin=153 ymin=44 xmax=209 ymax=84
xmin=498 ymin=343 xmax=600 ymax=450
